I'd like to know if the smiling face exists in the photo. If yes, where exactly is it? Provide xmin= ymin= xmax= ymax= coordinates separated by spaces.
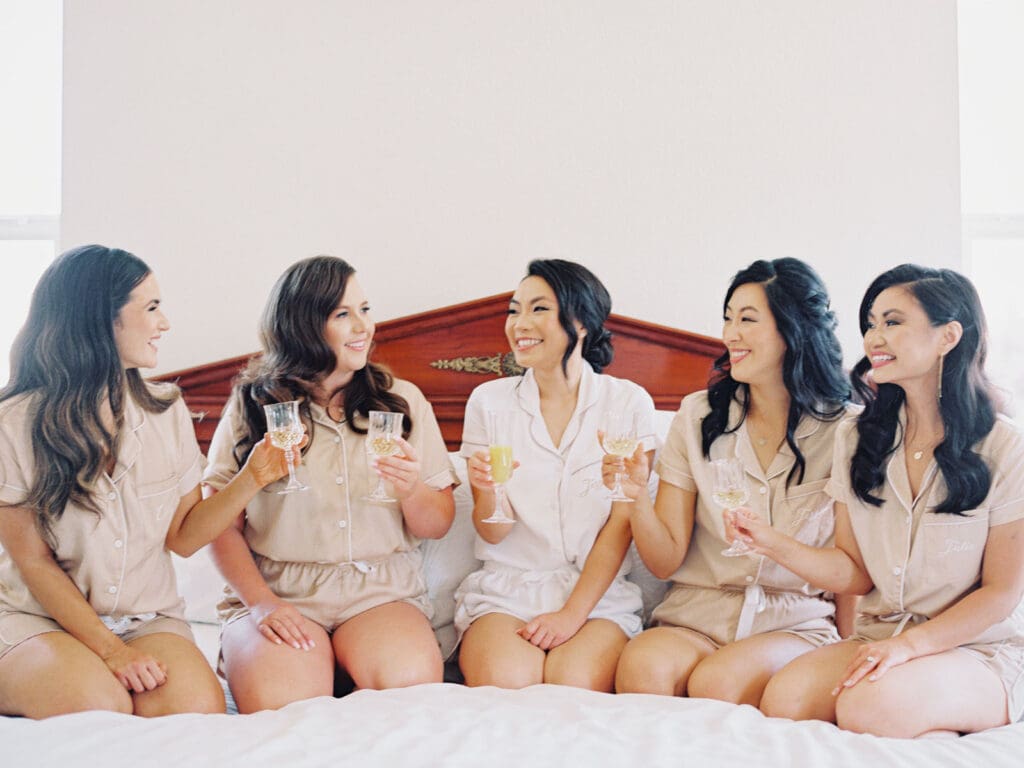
xmin=505 ymin=275 xmax=581 ymax=372
xmin=113 ymin=273 xmax=169 ymax=370
xmin=722 ymin=282 xmax=787 ymax=388
xmin=322 ymin=275 xmax=374 ymax=380
xmin=863 ymin=285 xmax=947 ymax=390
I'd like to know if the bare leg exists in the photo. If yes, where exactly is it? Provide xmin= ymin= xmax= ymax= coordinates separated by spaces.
xmin=0 ymin=632 xmax=131 ymax=718
xmin=129 ymin=633 xmax=226 ymax=716
xmin=459 ymin=612 xmax=545 ymax=689
xmin=221 ymin=614 xmax=334 ymax=713
xmin=332 ymin=601 xmax=442 ymax=689
xmin=687 ymin=631 xmax=817 ymax=706
xmin=544 ymin=619 xmax=627 ymax=692
xmin=835 ymin=649 xmax=1007 ymax=737
xmin=614 ymin=626 xmax=716 ymax=696
xmin=760 ymin=640 xmax=861 ymax=722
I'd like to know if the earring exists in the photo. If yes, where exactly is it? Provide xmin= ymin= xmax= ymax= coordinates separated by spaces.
xmin=937 ymin=354 xmax=944 ymax=400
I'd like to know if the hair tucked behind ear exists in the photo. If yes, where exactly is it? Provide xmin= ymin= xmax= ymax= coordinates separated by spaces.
xmin=0 ymin=245 xmax=177 ymax=545
xmin=849 ymin=264 xmax=997 ymax=513
xmin=701 ymin=258 xmax=849 ymax=485
xmin=231 ymin=256 xmax=411 ymax=466
xmin=526 ymin=259 xmax=614 ymax=373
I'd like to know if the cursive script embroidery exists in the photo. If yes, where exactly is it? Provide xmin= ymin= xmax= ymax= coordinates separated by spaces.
xmin=578 ymin=477 xmax=604 ymax=497
xmin=938 ymin=538 xmax=975 ymax=556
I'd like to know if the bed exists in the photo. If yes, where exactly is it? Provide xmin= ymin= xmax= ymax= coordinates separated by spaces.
xmin=3 ymin=295 xmax=1022 ymax=767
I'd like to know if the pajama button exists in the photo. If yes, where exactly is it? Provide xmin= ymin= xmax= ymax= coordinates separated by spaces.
xmin=114 ymin=539 xmax=123 ymax=548
xmin=107 ymin=586 xmax=117 ymax=594
xmin=758 ymin=486 xmax=767 ymax=495
xmin=334 ymin=436 xmax=341 ymax=444
xmin=337 ymin=520 xmax=347 ymax=529
xmin=107 ymin=492 xmax=117 ymax=500
xmin=335 ymin=476 xmax=344 ymax=485
xmin=892 ymin=566 xmax=902 ymax=576
xmin=745 ymin=575 xmax=754 ymax=583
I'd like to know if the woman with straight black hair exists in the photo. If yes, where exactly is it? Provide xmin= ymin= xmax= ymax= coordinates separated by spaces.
xmin=740 ymin=264 xmax=1024 ymax=737
xmin=455 ymin=259 xmax=656 ymax=691
xmin=204 ymin=255 xmax=457 ymax=713
xmin=0 ymin=245 xmax=292 ymax=718
xmin=611 ymin=257 xmax=853 ymax=705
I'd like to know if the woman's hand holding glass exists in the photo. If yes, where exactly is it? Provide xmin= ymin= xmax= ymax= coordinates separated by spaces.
xmin=600 ymin=441 xmax=649 ymax=502
xmin=244 ymin=430 xmax=308 ymax=489
xmin=101 ymin=644 xmax=168 ymax=693
xmin=371 ymin=436 xmax=422 ymax=501
xmin=466 ymin=448 xmax=521 ymax=522
xmin=250 ymin=597 xmax=317 ymax=651
xmin=263 ymin=400 xmax=309 ymax=494
xmin=517 ymin=608 xmax=587 ymax=651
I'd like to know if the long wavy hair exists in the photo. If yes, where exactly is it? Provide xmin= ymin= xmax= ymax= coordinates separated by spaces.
xmin=525 ymin=259 xmax=615 ymax=374
xmin=0 ymin=245 xmax=178 ymax=543
xmin=849 ymin=264 xmax=997 ymax=513
xmin=231 ymin=255 xmax=410 ymax=466
xmin=701 ymin=258 xmax=850 ymax=485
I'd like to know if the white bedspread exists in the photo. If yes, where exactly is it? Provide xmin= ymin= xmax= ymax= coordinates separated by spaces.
xmin=4 ymin=683 xmax=1022 ymax=768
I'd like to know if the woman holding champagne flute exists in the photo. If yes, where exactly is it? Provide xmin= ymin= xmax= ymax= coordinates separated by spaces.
xmin=608 ymin=258 xmax=853 ymax=704
xmin=736 ymin=265 xmax=1024 ymax=737
xmin=454 ymin=259 xmax=656 ymax=691
xmin=203 ymin=256 xmax=457 ymax=712
xmin=0 ymin=245 xmax=295 ymax=718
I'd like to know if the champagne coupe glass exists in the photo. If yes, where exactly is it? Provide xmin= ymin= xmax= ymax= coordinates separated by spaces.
xmin=482 ymin=411 xmax=515 ymax=524
xmin=364 ymin=410 xmax=404 ymax=503
xmin=263 ymin=400 xmax=308 ymax=494
xmin=601 ymin=410 xmax=640 ymax=503
xmin=713 ymin=457 xmax=753 ymax=556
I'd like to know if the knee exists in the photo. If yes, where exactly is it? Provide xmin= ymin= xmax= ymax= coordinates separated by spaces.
xmin=545 ymin=655 xmax=613 ymax=693
xmin=46 ymin=682 xmax=133 ymax=717
xmin=359 ymin=648 xmax=443 ymax=690
xmin=687 ymin=660 xmax=747 ymax=704
xmin=614 ymin=643 xmax=674 ymax=695
xmin=172 ymin=681 xmax=227 ymax=715
xmin=759 ymin=673 xmax=822 ymax=721
xmin=835 ymin=687 xmax=904 ymax=737
xmin=461 ymin=655 xmax=542 ymax=689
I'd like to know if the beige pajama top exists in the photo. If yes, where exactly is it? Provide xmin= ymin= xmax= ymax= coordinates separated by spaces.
xmin=0 ymin=390 xmax=204 ymax=623
xmin=652 ymin=391 xmax=850 ymax=645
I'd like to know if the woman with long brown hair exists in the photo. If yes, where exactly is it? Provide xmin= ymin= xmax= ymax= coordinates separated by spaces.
xmin=204 ymin=255 xmax=456 ymax=712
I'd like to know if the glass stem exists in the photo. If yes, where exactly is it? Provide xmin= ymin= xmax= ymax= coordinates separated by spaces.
xmin=285 ymin=447 xmax=297 ymax=484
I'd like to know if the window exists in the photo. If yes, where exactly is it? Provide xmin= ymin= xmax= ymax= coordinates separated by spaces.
xmin=959 ymin=1 xmax=1024 ymax=419
xmin=0 ymin=1 xmax=61 ymax=385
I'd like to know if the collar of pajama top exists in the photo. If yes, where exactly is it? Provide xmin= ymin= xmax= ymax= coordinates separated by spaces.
xmin=460 ymin=365 xmax=657 ymax=572
xmin=831 ymin=410 xmax=1024 ymax=644
xmin=659 ymin=391 xmax=845 ymax=594
xmin=0 ymin=393 xmax=201 ymax=620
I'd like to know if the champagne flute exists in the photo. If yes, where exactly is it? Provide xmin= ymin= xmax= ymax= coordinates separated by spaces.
xmin=601 ymin=410 xmax=640 ymax=502
xmin=364 ymin=410 xmax=404 ymax=503
xmin=713 ymin=457 xmax=753 ymax=556
xmin=263 ymin=400 xmax=308 ymax=494
xmin=482 ymin=410 xmax=515 ymax=524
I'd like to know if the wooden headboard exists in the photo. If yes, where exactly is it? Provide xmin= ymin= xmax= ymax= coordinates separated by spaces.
xmin=158 ymin=293 xmax=723 ymax=452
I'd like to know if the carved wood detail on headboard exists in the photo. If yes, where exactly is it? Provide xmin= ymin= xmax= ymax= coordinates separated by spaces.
xmin=157 ymin=293 xmax=723 ymax=452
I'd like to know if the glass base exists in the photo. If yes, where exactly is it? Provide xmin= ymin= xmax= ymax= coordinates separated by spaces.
xmin=277 ymin=482 xmax=309 ymax=494
xmin=608 ymin=491 xmax=635 ymax=502
xmin=481 ymin=512 xmax=515 ymax=524
xmin=721 ymin=543 xmax=756 ymax=557
xmin=363 ymin=493 xmax=397 ymax=504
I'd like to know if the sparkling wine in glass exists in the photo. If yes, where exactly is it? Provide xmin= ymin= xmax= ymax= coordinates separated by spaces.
xmin=483 ymin=411 xmax=516 ymax=524
xmin=601 ymin=410 xmax=640 ymax=503
xmin=712 ymin=457 xmax=753 ymax=556
xmin=263 ymin=400 xmax=308 ymax=494
xmin=364 ymin=410 xmax=403 ymax=503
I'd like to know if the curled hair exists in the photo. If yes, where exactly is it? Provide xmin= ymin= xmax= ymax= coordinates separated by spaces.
xmin=525 ymin=259 xmax=614 ymax=373
xmin=0 ymin=245 xmax=177 ymax=544
xmin=701 ymin=258 xmax=850 ymax=485
xmin=231 ymin=255 xmax=410 ymax=466
xmin=849 ymin=264 xmax=996 ymax=513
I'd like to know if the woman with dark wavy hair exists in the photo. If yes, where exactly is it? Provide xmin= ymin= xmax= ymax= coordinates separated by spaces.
xmin=738 ymin=264 xmax=1024 ymax=737
xmin=611 ymin=258 xmax=852 ymax=705
xmin=204 ymin=255 xmax=456 ymax=712
xmin=455 ymin=259 xmax=656 ymax=691
xmin=0 ymin=245 xmax=292 ymax=719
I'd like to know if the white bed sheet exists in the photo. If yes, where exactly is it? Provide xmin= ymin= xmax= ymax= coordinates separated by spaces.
xmin=4 ymin=683 xmax=1023 ymax=768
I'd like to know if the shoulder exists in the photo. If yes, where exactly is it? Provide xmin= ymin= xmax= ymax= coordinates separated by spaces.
xmin=807 ymin=403 xmax=861 ymax=440
xmin=390 ymin=377 xmax=427 ymax=403
xmin=0 ymin=392 xmax=40 ymax=439
xmin=594 ymin=373 xmax=654 ymax=406
xmin=465 ymin=376 xmax=524 ymax=405
xmin=978 ymin=415 xmax=1024 ymax=467
xmin=679 ymin=390 xmax=711 ymax=419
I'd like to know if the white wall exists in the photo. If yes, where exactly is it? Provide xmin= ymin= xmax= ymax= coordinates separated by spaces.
xmin=61 ymin=1 xmax=962 ymax=375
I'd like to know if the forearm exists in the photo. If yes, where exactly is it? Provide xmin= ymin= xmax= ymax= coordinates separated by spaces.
xmin=630 ymin=494 xmax=688 ymax=580
xmin=900 ymin=584 xmax=1022 ymax=658
xmin=562 ymin=514 xmax=632 ymax=621
xmin=15 ymin=557 xmax=126 ymax=660
xmin=400 ymin=483 xmax=455 ymax=539
xmin=167 ymin=469 xmax=261 ymax=556
xmin=471 ymin=488 xmax=515 ymax=543
xmin=763 ymin=534 xmax=872 ymax=595
xmin=209 ymin=526 xmax=278 ymax=608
